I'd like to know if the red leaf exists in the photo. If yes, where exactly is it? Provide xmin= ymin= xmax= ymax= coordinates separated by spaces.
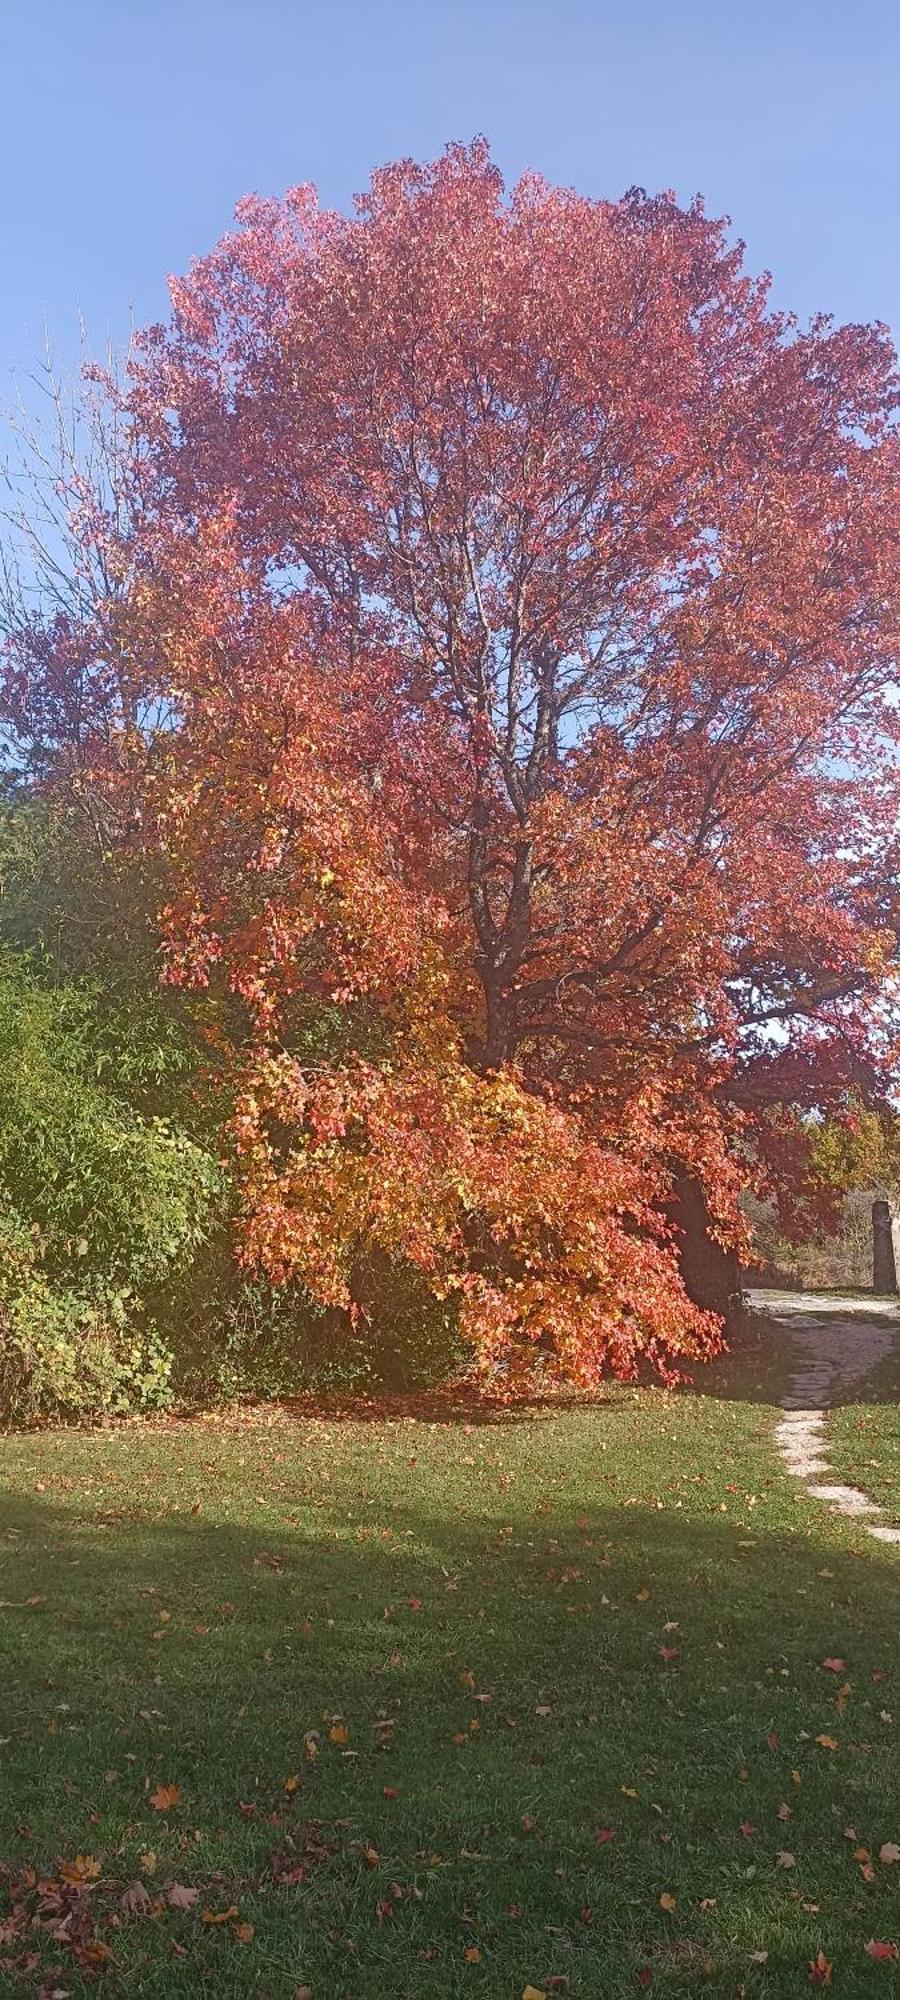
xmin=148 ymin=1783 xmax=181 ymax=1812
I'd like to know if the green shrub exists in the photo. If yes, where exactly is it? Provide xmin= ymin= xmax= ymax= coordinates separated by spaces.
xmin=0 ymin=954 xmax=224 ymax=1419
xmin=167 ymin=1239 xmax=465 ymax=1402
xmin=0 ymin=1212 xmax=175 ymax=1418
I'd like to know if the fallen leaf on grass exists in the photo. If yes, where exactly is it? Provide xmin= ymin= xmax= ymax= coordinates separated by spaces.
xmin=167 ymin=1884 xmax=199 ymax=1910
xmin=751 ymin=1951 xmax=769 ymax=1964
xmin=234 ymin=1922 xmax=254 ymax=1943
xmin=148 ymin=1783 xmax=181 ymax=1811
xmin=879 ymin=1842 xmax=900 ymax=1865
xmin=808 ymin=1951 xmax=832 ymax=1985
xmin=329 ymin=1724 xmax=349 ymax=1745
xmin=659 ymin=1892 xmax=676 ymax=1912
xmin=75 ymin=1941 xmax=113 ymax=1974
xmin=58 ymin=1856 xmax=101 ymax=1885
xmin=464 ymin=1945 xmax=481 ymax=1962
xmin=201 ymin=1905 xmax=240 ymax=1924
xmin=865 ymin=1941 xmax=898 ymax=1962
xmin=777 ymin=1851 xmax=796 ymax=1869
xmin=0 ymin=1911 xmax=30 ymax=1946
xmin=814 ymin=1736 xmax=838 ymax=1751
xmin=284 ymin=1774 xmax=301 ymax=1794
xmin=522 ymin=1988 xmax=546 ymax=2000
xmin=120 ymin=1881 xmax=151 ymax=1915
xmin=595 ymin=1827 xmax=615 ymax=1845
xmin=822 ymin=1658 xmax=847 ymax=1673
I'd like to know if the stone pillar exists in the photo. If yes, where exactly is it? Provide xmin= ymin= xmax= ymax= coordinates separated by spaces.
xmin=872 ymin=1199 xmax=899 ymax=1294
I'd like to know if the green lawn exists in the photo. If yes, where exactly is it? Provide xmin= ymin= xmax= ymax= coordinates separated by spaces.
xmin=0 ymin=1338 xmax=898 ymax=1998
xmin=829 ymin=1336 xmax=900 ymax=1525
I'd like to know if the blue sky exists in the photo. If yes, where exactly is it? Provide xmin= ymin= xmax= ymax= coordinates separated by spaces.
xmin=1 ymin=0 xmax=899 ymax=395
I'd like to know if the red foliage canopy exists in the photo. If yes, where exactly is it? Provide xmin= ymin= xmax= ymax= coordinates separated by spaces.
xmin=7 ymin=143 xmax=900 ymax=1383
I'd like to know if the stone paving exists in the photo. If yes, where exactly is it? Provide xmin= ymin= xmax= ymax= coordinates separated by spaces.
xmin=748 ymin=1289 xmax=900 ymax=1548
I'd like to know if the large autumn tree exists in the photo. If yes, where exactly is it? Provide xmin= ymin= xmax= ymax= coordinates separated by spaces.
xmin=4 ymin=142 xmax=900 ymax=1384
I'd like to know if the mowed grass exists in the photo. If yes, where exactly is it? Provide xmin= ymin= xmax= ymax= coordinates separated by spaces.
xmin=829 ymin=1334 xmax=900 ymax=1524
xmin=0 ymin=1336 xmax=898 ymax=1998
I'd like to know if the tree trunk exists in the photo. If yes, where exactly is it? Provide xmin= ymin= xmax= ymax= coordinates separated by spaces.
xmin=670 ymin=1172 xmax=740 ymax=1317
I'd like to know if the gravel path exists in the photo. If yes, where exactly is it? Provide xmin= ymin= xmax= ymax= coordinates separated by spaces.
xmin=748 ymin=1288 xmax=900 ymax=1547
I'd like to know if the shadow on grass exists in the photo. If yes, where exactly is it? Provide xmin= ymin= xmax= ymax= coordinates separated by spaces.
xmin=0 ymin=1475 xmax=898 ymax=1996
xmin=214 ymin=1384 xmax=620 ymax=1429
